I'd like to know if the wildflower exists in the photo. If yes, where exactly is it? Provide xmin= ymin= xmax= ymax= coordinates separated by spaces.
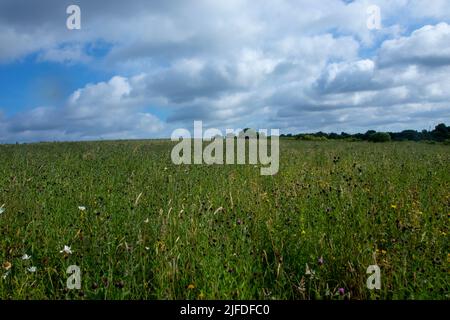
xmin=390 ymin=204 xmax=397 ymax=209
xmin=187 ymin=284 xmax=195 ymax=290
xmin=305 ymin=263 xmax=315 ymax=277
xmin=301 ymin=230 xmax=306 ymax=235
xmin=318 ymin=256 xmax=324 ymax=266
xmin=3 ymin=261 xmax=12 ymax=270
xmin=21 ymin=254 xmax=32 ymax=260
xmin=2 ymin=270 xmax=10 ymax=279
xmin=338 ymin=287 xmax=345 ymax=296
xmin=60 ymin=245 xmax=72 ymax=255
xmin=27 ymin=266 xmax=37 ymax=273
xmin=78 ymin=206 xmax=86 ymax=211
xmin=144 ymin=218 xmax=149 ymax=224
xmin=0 ymin=205 xmax=4 ymax=215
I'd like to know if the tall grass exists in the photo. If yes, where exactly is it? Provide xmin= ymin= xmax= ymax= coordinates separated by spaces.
xmin=0 ymin=140 xmax=448 ymax=299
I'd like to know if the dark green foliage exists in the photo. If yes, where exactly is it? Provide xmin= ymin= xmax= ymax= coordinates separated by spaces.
xmin=368 ymin=132 xmax=391 ymax=143
xmin=281 ymin=123 xmax=450 ymax=143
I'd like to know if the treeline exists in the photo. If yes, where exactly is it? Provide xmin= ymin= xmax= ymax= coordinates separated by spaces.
xmin=280 ymin=123 xmax=450 ymax=143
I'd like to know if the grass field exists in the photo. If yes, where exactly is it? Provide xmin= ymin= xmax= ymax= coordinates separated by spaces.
xmin=0 ymin=139 xmax=448 ymax=299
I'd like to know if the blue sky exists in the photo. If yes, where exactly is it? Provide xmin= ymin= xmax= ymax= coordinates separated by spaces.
xmin=0 ymin=55 xmax=106 ymax=115
xmin=0 ymin=0 xmax=449 ymax=142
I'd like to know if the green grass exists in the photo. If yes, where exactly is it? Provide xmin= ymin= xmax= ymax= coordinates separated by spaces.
xmin=0 ymin=140 xmax=448 ymax=299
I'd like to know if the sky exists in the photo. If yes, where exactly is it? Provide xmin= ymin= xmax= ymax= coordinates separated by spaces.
xmin=0 ymin=0 xmax=449 ymax=143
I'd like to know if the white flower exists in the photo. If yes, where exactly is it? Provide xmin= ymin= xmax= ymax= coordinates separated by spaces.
xmin=27 ymin=266 xmax=37 ymax=273
xmin=144 ymin=218 xmax=149 ymax=224
xmin=21 ymin=254 xmax=31 ymax=260
xmin=145 ymin=247 xmax=150 ymax=251
xmin=0 ymin=205 xmax=5 ymax=215
xmin=60 ymin=245 xmax=72 ymax=255
xmin=78 ymin=206 xmax=86 ymax=211
xmin=305 ymin=263 xmax=315 ymax=277
xmin=2 ymin=270 xmax=10 ymax=279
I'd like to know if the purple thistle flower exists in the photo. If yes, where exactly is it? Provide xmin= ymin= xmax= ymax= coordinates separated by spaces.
xmin=338 ymin=287 xmax=345 ymax=296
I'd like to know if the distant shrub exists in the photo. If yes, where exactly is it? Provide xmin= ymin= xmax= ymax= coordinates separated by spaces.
xmin=368 ymin=132 xmax=391 ymax=142
xmin=300 ymin=135 xmax=328 ymax=141
xmin=443 ymin=139 xmax=450 ymax=145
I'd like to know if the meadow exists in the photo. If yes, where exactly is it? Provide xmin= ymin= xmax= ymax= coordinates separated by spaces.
xmin=0 ymin=139 xmax=448 ymax=299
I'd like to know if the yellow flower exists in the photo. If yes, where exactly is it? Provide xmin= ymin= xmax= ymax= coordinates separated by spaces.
xmin=3 ymin=261 xmax=12 ymax=270
xmin=390 ymin=204 xmax=397 ymax=209
xmin=187 ymin=284 xmax=195 ymax=290
xmin=301 ymin=230 xmax=306 ymax=235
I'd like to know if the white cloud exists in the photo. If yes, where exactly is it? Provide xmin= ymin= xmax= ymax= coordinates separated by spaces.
xmin=37 ymin=44 xmax=92 ymax=64
xmin=0 ymin=0 xmax=449 ymax=141
xmin=378 ymin=23 xmax=450 ymax=67
xmin=0 ymin=75 xmax=164 ymax=142
xmin=315 ymin=59 xmax=376 ymax=93
xmin=0 ymin=27 xmax=53 ymax=62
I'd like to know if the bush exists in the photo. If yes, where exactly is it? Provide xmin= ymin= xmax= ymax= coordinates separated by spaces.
xmin=368 ymin=132 xmax=391 ymax=142
xmin=299 ymin=135 xmax=328 ymax=141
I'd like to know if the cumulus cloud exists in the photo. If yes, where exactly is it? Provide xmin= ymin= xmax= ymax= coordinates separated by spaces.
xmin=0 ymin=76 xmax=164 ymax=142
xmin=314 ymin=59 xmax=378 ymax=93
xmin=0 ymin=0 xmax=449 ymax=142
xmin=0 ymin=27 xmax=53 ymax=62
xmin=378 ymin=23 xmax=450 ymax=67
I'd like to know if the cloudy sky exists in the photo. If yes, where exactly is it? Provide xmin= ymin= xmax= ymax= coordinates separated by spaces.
xmin=0 ymin=0 xmax=449 ymax=142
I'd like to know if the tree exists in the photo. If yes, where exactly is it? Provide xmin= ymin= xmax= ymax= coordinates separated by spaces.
xmin=432 ymin=123 xmax=450 ymax=141
xmin=279 ymin=123 xmax=448 ymax=143
xmin=364 ymin=130 xmax=377 ymax=140
xmin=399 ymin=130 xmax=420 ymax=141
xmin=368 ymin=132 xmax=391 ymax=142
